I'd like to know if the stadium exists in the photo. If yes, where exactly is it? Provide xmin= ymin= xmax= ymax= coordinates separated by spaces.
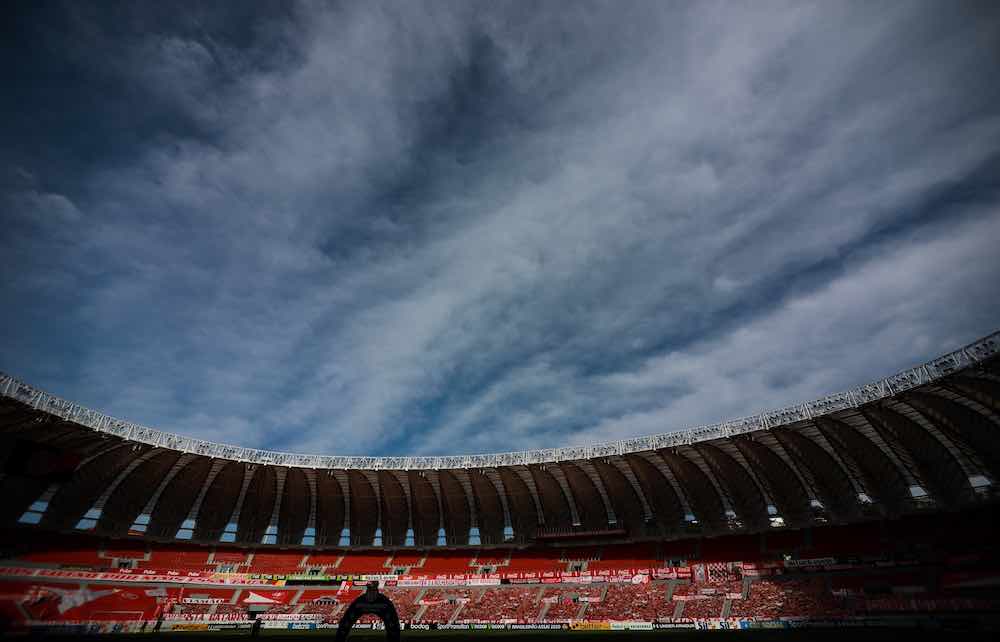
xmin=6 ymin=1 xmax=1000 ymax=640
xmin=1 ymin=330 xmax=999 ymax=637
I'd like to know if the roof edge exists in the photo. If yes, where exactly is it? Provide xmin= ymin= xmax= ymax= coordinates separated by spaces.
xmin=1 ymin=330 xmax=998 ymax=469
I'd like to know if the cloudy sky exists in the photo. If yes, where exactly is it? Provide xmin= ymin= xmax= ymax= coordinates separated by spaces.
xmin=2 ymin=1 xmax=999 ymax=457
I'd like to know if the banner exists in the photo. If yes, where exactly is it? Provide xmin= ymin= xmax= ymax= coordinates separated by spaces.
xmin=2 ymin=562 xmax=698 ymax=589
xmin=0 ymin=567 xmax=285 ymax=587
xmin=116 ymin=568 xmax=207 ymax=577
xmin=396 ymin=578 xmax=467 ymax=588
xmin=262 ymin=621 xmax=292 ymax=629
xmin=165 ymin=623 xmax=209 ymax=631
xmin=783 ymin=557 xmax=836 ymax=568
xmin=207 ymin=622 xmax=250 ymax=631
xmin=570 ymin=621 xmax=610 ymax=630
xmin=654 ymin=621 xmax=697 ymax=629
xmin=164 ymin=613 xmax=248 ymax=622
xmin=694 ymin=618 xmax=741 ymax=630
xmin=610 ymin=621 xmax=653 ymax=630
xmin=257 ymin=613 xmax=324 ymax=621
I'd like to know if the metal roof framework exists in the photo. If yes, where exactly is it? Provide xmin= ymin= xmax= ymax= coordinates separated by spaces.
xmin=1 ymin=331 xmax=997 ymax=470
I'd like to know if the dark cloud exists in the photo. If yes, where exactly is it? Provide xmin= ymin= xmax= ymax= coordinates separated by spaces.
xmin=2 ymin=0 xmax=999 ymax=457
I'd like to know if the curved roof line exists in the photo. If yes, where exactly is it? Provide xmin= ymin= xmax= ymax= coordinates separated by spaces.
xmin=1 ymin=330 xmax=998 ymax=470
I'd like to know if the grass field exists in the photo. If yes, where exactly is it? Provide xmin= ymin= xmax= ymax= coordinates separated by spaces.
xmin=13 ymin=628 xmax=1000 ymax=642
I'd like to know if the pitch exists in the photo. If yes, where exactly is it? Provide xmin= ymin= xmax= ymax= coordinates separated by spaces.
xmin=19 ymin=627 xmax=1000 ymax=642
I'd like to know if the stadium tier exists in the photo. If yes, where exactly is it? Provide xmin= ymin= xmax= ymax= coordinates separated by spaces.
xmin=1 ymin=333 xmax=998 ymax=550
xmin=0 ymin=333 xmax=999 ymax=632
xmin=1 ymin=508 xmax=999 ymax=630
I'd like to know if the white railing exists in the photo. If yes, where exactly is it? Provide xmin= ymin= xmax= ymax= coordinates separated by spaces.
xmin=1 ymin=330 xmax=997 ymax=470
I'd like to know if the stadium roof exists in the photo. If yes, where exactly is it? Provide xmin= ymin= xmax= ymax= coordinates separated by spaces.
xmin=2 ymin=331 xmax=998 ymax=470
xmin=1 ymin=330 xmax=998 ymax=548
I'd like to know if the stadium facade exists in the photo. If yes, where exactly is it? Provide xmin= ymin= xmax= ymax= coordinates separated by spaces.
xmin=0 ymin=331 xmax=997 ymax=550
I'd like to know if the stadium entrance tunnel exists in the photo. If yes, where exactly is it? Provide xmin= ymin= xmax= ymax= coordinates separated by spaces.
xmin=335 ymin=582 xmax=400 ymax=642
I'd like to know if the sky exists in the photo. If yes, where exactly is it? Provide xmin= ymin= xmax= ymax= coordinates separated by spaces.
xmin=2 ymin=0 xmax=999 ymax=458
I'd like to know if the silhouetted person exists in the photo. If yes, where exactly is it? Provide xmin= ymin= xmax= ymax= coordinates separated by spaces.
xmin=335 ymin=581 xmax=400 ymax=642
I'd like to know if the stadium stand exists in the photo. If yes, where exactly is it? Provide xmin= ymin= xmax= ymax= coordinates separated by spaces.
xmin=100 ymin=543 xmax=147 ymax=560
xmin=143 ymin=545 xmax=213 ymax=571
xmin=2 ymin=540 xmax=1000 ymax=629
xmin=459 ymin=587 xmax=540 ymax=622
xmin=332 ymin=553 xmax=389 ymax=574
xmin=0 ymin=333 xmax=999 ymax=632
xmin=583 ymin=582 xmax=672 ymax=622
xmin=470 ymin=550 xmax=510 ymax=568
xmin=386 ymin=552 xmax=425 ymax=567
xmin=504 ymin=552 xmax=565 ymax=574
xmin=699 ymin=534 xmax=760 ymax=562
xmin=540 ymin=586 xmax=602 ymax=621
xmin=421 ymin=550 xmax=473 ymax=574
xmin=14 ymin=534 xmax=107 ymax=569
xmin=246 ymin=551 xmax=305 ymax=574
xmin=586 ymin=543 xmax=658 ymax=571
xmin=382 ymin=587 xmax=422 ymax=620
xmin=418 ymin=588 xmax=476 ymax=622
xmin=302 ymin=551 xmax=343 ymax=570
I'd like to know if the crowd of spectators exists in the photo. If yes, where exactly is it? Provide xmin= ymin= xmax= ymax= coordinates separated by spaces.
xmin=584 ymin=583 xmax=671 ymax=621
xmin=458 ymin=587 xmax=540 ymax=622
